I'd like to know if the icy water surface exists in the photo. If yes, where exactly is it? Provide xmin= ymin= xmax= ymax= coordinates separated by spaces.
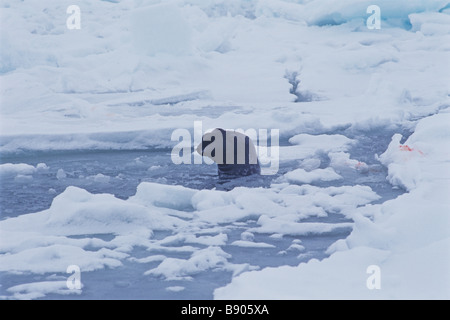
xmin=0 ymin=127 xmax=407 ymax=299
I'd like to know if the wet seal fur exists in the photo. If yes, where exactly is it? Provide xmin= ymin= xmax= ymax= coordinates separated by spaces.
xmin=196 ymin=128 xmax=260 ymax=178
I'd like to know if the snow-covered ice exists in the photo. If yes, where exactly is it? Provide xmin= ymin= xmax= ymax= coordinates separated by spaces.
xmin=0 ymin=163 xmax=37 ymax=176
xmin=1 ymin=0 xmax=449 ymax=300
xmin=283 ymin=167 xmax=343 ymax=184
xmin=215 ymin=112 xmax=450 ymax=300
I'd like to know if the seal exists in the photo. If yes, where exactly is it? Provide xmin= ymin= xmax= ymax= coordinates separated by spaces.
xmin=196 ymin=128 xmax=261 ymax=178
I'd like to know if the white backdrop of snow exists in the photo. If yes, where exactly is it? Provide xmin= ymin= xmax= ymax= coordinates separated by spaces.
xmin=215 ymin=112 xmax=450 ymax=299
xmin=0 ymin=0 xmax=449 ymax=299
xmin=1 ymin=0 xmax=449 ymax=145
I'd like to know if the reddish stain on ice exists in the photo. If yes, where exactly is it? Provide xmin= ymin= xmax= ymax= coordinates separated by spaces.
xmin=399 ymin=145 xmax=424 ymax=155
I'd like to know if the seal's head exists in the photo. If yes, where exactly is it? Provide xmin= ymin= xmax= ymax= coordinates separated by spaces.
xmin=196 ymin=128 xmax=225 ymax=158
xmin=196 ymin=128 xmax=260 ymax=178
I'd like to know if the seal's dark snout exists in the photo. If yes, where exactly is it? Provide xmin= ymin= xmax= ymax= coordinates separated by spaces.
xmin=201 ymin=128 xmax=225 ymax=153
xmin=201 ymin=137 xmax=214 ymax=154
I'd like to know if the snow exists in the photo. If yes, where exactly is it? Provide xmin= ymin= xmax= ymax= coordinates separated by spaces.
xmin=289 ymin=134 xmax=355 ymax=150
xmin=1 ymin=1 xmax=448 ymax=145
xmin=215 ymin=112 xmax=450 ymax=300
xmin=1 ymin=0 xmax=449 ymax=300
xmin=87 ymin=173 xmax=111 ymax=184
xmin=252 ymin=215 xmax=353 ymax=236
xmin=283 ymin=167 xmax=343 ymax=184
xmin=4 ymin=281 xmax=81 ymax=300
xmin=0 ymin=185 xmax=186 ymax=275
xmin=157 ymin=233 xmax=228 ymax=247
xmin=230 ymin=240 xmax=275 ymax=248
xmin=240 ymin=231 xmax=255 ymax=242
xmin=278 ymin=134 xmax=356 ymax=162
xmin=0 ymin=245 xmax=125 ymax=274
xmin=56 ymin=169 xmax=67 ymax=180
xmin=286 ymin=243 xmax=306 ymax=253
xmin=0 ymin=163 xmax=36 ymax=176
xmin=131 ymin=4 xmax=193 ymax=56
xmin=329 ymin=152 xmax=369 ymax=173
xmin=378 ymin=113 xmax=450 ymax=191
xmin=131 ymin=182 xmax=197 ymax=211
xmin=144 ymin=246 xmax=233 ymax=281
xmin=287 ymin=0 xmax=450 ymax=27
xmin=166 ymin=286 xmax=185 ymax=292
xmin=0 ymin=177 xmax=378 ymax=295
xmin=128 ymin=255 xmax=166 ymax=264
xmin=0 ymin=163 xmax=50 ymax=183
xmin=409 ymin=12 xmax=450 ymax=35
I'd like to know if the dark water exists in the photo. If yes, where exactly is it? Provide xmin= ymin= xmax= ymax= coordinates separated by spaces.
xmin=0 ymin=148 xmax=281 ymax=219
xmin=0 ymin=126 xmax=408 ymax=299
xmin=0 ymin=126 xmax=408 ymax=219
